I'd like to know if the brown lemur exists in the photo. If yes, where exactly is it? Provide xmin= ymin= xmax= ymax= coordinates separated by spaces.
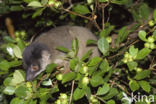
xmin=22 ymin=26 xmax=99 ymax=81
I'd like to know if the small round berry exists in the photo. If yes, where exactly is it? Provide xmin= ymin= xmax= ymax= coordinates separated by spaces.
xmin=122 ymin=58 xmax=128 ymax=63
xmin=150 ymin=42 xmax=155 ymax=49
xmin=20 ymin=30 xmax=26 ymax=37
xmin=55 ymin=99 xmax=61 ymax=104
xmin=54 ymin=1 xmax=61 ymax=8
xmin=80 ymin=66 xmax=88 ymax=74
xmin=48 ymin=0 xmax=55 ymax=5
xmin=144 ymin=42 xmax=150 ymax=48
xmin=60 ymin=93 xmax=68 ymax=99
xmin=82 ymin=77 xmax=89 ymax=85
xmin=124 ymin=52 xmax=130 ymax=58
xmin=148 ymin=20 xmax=155 ymax=27
xmin=56 ymin=73 xmax=63 ymax=81
xmin=147 ymin=36 xmax=154 ymax=43
xmin=136 ymin=67 xmax=142 ymax=73
xmin=15 ymin=31 xmax=20 ymax=37
xmin=106 ymin=37 xmax=112 ymax=43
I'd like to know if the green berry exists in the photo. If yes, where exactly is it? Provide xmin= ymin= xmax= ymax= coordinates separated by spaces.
xmin=106 ymin=37 xmax=112 ymax=43
xmin=122 ymin=58 xmax=128 ymax=63
xmin=20 ymin=30 xmax=26 ymax=37
xmin=15 ymin=37 xmax=20 ymax=42
xmin=148 ymin=20 xmax=155 ymax=27
xmin=26 ymin=82 xmax=32 ymax=88
xmin=54 ymin=1 xmax=61 ymax=8
xmin=147 ymin=36 xmax=154 ymax=43
xmin=56 ymin=73 xmax=63 ymax=81
xmin=15 ymin=31 xmax=20 ymax=37
xmin=136 ymin=67 xmax=142 ymax=73
xmin=55 ymin=99 xmax=61 ymax=104
xmin=82 ymin=77 xmax=89 ymax=85
xmin=144 ymin=42 xmax=150 ymax=48
xmin=48 ymin=0 xmax=55 ymax=5
xmin=60 ymin=93 xmax=68 ymax=99
xmin=124 ymin=52 xmax=129 ymax=58
xmin=150 ymin=42 xmax=155 ymax=49
xmin=80 ymin=66 xmax=88 ymax=74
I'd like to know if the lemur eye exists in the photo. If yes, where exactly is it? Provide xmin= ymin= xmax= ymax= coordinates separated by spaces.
xmin=31 ymin=65 xmax=39 ymax=71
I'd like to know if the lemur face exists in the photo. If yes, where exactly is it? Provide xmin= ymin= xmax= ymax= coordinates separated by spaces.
xmin=22 ymin=43 xmax=51 ymax=81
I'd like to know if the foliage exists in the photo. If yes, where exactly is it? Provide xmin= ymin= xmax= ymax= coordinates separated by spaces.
xmin=0 ymin=0 xmax=156 ymax=104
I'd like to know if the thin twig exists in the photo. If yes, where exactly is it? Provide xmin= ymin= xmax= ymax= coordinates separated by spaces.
xmin=69 ymin=80 xmax=75 ymax=104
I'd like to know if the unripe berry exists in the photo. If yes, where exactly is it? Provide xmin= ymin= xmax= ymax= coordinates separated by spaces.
xmin=56 ymin=73 xmax=63 ymax=81
xmin=124 ymin=52 xmax=130 ymax=58
xmin=54 ymin=1 xmax=61 ymax=8
xmin=48 ymin=0 xmax=55 ymax=5
xmin=15 ymin=31 xmax=20 ymax=37
xmin=106 ymin=37 xmax=112 ymax=43
xmin=148 ymin=20 xmax=155 ymax=27
xmin=60 ymin=93 xmax=68 ymax=99
xmin=150 ymin=42 xmax=155 ymax=49
xmin=80 ymin=66 xmax=88 ymax=74
xmin=136 ymin=67 xmax=142 ymax=73
xmin=82 ymin=77 xmax=89 ymax=85
xmin=144 ymin=42 xmax=150 ymax=48
xmin=147 ymin=36 xmax=154 ymax=43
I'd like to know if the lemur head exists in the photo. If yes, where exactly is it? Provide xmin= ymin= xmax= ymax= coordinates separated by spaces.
xmin=22 ymin=42 xmax=51 ymax=81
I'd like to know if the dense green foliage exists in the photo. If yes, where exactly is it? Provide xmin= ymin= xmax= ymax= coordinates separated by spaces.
xmin=0 ymin=0 xmax=156 ymax=104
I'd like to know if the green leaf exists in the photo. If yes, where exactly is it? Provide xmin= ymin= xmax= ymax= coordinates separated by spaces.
xmin=99 ymin=59 xmax=109 ymax=72
xmin=136 ymin=48 xmax=151 ymax=60
xmin=3 ymin=86 xmax=16 ymax=95
xmin=15 ymin=85 xmax=27 ymax=97
xmin=73 ymin=4 xmax=90 ymax=15
xmin=106 ymin=100 xmax=115 ymax=104
xmin=3 ymin=77 xmax=12 ymax=86
xmin=81 ymin=49 xmax=92 ymax=61
xmin=10 ymin=70 xmax=25 ymax=86
xmin=56 ymin=46 xmax=70 ymax=53
xmin=96 ymin=83 xmax=110 ymax=95
xmin=139 ymin=80 xmax=151 ymax=93
xmin=138 ymin=30 xmax=147 ymax=42
xmin=13 ymin=45 xmax=22 ymax=59
xmin=116 ymin=26 xmax=129 ymax=44
xmin=62 ymin=72 xmax=76 ymax=84
xmin=10 ymin=6 xmax=22 ymax=11
xmin=3 ymin=36 xmax=16 ymax=43
xmin=90 ymin=75 xmax=104 ymax=87
xmin=99 ymin=0 xmax=108 ymax=2
xmin=73 ymin=88 xmax=85 ymax=101
xmin=42 ymin=79 xmax=52 ymax=86
xmin=102 ymin=88 xmax=118 ymax=100
xmin=88 ymin=57 xmax=102 ymax=66
xmin=129 ymin=80 xmax=140 ymax=92
xmin=10 ymin=97 xmax=24 ymax=104
xmin=72 ymin=38 xmax=79 ymax=56
xmin=46 ymin=63 xmax=57 ymax=73
xmin=98 ymin=37 xmax=109 ymax=55
xmin=9 ymin=60 xmax=22 ymax=67
xmin=0 ymin=60 xmax=10 ymax=71
xmin=152 ymin=30 xmax=156 ymax=40
xmin=127 ymin=61 xmax=138 ymax=71
xmin=100 ymin=26 xmax=114 ymax=37
xmin=32 ymin=7 xmax=45 ymax=18
xmin=129 ymin=45 xmax=138 ymax=57
xmin=135 ymin=70 xmax=151 ymax=80
xmin=139 ymin=3 xmax=150 ymax=20
xmin=69 ymin=58 xmax=79 ymax=70
xmin=28 ymin=1 xmax=43 ymax=7
xmin=86 ymin=39 xmax=97 ymax=46
xmin=154 ymin=9 xmax=156 ymax=22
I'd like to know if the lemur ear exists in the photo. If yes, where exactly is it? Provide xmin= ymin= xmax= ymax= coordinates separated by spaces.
xmin=41 ymin=50 xmax=51 ymax=61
